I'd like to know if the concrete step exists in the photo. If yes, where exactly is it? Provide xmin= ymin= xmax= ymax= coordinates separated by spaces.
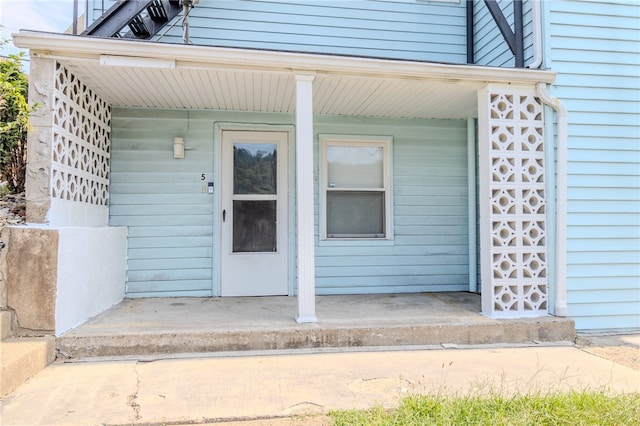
xmin=56 ymin=317 xmax=576 ymax=359
xmin=1 ymin=336 xmax=56 ymax=397
xmin=1 ymin=310 xmax=12 ymax=340
xmin=54 ymin=295 xmax=576 ymax=360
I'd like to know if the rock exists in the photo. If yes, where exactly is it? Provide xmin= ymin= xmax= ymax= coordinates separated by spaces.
xmin=10 ymin=205 xmax=26 ymax=217
xmin=0 ymin=193 xmax=26 ymax=228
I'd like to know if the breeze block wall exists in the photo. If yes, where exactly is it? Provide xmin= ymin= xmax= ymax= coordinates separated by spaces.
xmin=478 ymin=84 xmax=548 ymax=318
xmin=9 ymin=58 xmax=126 ymax=336
xmin=26 ymin=59 xmax=111 ymax=226
xmin=48 ymin=63 xmax=112 ymax=226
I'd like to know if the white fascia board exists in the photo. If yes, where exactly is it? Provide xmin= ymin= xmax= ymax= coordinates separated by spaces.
xmin=13 ymin=31 xmax=556 ymax=85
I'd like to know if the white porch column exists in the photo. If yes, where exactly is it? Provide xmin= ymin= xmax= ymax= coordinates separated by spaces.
xmin=295 ymin=74 xmax=317 ymax=323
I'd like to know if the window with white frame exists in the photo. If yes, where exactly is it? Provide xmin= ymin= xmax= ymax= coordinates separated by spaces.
xmin=320 ymin=135 xmax=392 ymax=240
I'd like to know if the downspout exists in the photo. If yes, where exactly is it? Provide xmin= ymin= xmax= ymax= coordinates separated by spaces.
xmin=85 ymin=0 xmax=89 ymax=31
xmin=182 ymin=1 xmax=190 ymax=44
xmin=181 ymin=0 xmax=199 ymax=44
xmin=527 ymin=0 xmax=543 ymax=69
xmin=536 ymin=82 xmax=568 ymax=317
xmin=73 ymin=0 xmax=79 ymax=35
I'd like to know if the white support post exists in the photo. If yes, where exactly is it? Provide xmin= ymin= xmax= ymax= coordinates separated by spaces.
xmin=295 ymin=73 xmax=317 ymax=323
xmin=467 ymin=117 xmax=478 ymax=293
xmin=477 ymin=87 xmax=493 ymax=316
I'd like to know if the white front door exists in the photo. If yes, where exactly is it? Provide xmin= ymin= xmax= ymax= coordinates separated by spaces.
xmin=220 ymin=130 xmax=289 ymax=296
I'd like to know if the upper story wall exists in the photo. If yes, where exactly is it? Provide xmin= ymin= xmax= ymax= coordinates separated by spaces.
xmin=88 ymin=1 xmax=545 ymax=67
xmin=164 ymin=0 xmax=467 ymax=63
xmin=89 ymin=0 xmax=469 ymax=64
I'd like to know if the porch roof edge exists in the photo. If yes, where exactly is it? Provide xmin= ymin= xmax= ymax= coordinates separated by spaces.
xmin=13 ymin=31 xmax=556 ymax=85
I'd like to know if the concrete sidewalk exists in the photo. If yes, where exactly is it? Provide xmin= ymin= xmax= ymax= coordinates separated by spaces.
xmin=1 ymin=342 xmax=639 ymax=425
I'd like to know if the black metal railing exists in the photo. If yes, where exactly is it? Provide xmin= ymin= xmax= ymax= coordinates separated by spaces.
xmin=82 ymin=0 xmax=182 ymax=39
xmin=467 ymin=0 xmax=525 ymax=68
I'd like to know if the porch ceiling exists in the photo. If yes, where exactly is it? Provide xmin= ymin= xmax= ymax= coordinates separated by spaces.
xmin=15 ymin=31 xmax=556 ymax=120
xmin=61 ymin=62 xmax=480 ymax=119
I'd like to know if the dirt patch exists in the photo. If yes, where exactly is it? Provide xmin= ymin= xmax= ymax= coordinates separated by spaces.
xmin=575 ymin=333 xmax=640 ymax=371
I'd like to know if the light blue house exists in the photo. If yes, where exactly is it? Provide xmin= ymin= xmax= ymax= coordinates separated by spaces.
xmin=10 ymin=0 xmax=639 ymax=334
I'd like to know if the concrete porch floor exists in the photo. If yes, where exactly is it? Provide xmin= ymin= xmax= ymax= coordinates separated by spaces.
xmin=57 ymin=292 xmax=575 ymax=359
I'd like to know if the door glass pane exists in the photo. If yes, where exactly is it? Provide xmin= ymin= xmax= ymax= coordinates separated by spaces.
xmin=234 ymin=143 xmax=277 ymax=194
xmin=326 ymin=191 xmax=384 ymax=237
xmin=327 ymin=146 xmax=383 ymax=188
xmin=233 ymin=200 xmax=277 ymax=252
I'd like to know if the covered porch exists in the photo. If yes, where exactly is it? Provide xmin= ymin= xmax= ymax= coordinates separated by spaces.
xmin=57 ymin=293 xmax=575 ymax=359
xmin=10 ymin=31 xmax=563 ymax=339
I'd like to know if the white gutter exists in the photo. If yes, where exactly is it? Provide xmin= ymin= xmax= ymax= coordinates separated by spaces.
xmin=536 ymin=82 xmax=568 ymax=317
xmin=12 ymin=30 xmax=556 ymax=84
xmin=527 ymin=0 xmax=543 ymax=69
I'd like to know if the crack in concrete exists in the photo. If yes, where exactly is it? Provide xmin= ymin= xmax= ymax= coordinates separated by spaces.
xmin=127 ymin=362 xmax=142 ymax=421
xmin=282 ymin=401 xmax=326 ymax=416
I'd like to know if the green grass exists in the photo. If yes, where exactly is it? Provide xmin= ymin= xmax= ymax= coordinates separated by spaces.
xmin=330 ymin=391 xmax=640 ymax=425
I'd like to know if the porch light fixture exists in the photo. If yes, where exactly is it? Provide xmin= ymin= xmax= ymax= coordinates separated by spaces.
xmin=99 ymin=55 xmax=176 ymax=69
xmin=173 ymin=137 xmax=185 ymax=159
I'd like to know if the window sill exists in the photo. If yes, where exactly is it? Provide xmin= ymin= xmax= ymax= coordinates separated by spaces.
xmin=318 ymin=239 xmax=395 ymax=247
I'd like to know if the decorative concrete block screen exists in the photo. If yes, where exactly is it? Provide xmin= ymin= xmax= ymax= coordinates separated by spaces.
xmin=479 ymin=85 xmax=548 ymax=317
xmin=51 ymin=64 xmax=111 ymax=206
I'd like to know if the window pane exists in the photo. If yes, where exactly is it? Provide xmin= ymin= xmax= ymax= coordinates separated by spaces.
xmin=234 ymin=143 xmax=277 ymax=194
xmin=327 ymin=191 xmax=384 ymax=237
xmin=327 ymin=146 xmax=383 ymax=188
xmin=233 ymin=200 xmax=277 ymax=252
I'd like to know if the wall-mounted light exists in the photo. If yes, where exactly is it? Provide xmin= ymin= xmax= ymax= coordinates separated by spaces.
xmin=174 ymin=137 xmax=185 ymax=159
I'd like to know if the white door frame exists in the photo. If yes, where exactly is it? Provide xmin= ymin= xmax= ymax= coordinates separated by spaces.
xmin=213 ymin=123 xmax=295 ymax=297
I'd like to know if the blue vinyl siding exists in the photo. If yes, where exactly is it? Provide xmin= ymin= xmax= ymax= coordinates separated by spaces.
xmin=151 ymin=0 xmax=467 ymax=63
xmin=548 ymin=0 xmax=640 ymax=331
xmin=88 ymin=1 xmax=547 ymax=67
xmin=473 ymin=0 xmax=535 ymax=67
xmin=314 ymin=116 xmax=469 ymax=294
xmin=474 ymin=0 xmax=514 ymax=67
xmin=110 ymin=109 xmax=469 ymax=297
xmin=109 ymin=109 xmax=216 ymax=297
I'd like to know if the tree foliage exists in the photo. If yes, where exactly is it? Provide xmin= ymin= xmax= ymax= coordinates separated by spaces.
xmin=233 ymin=145 xmax=277 ymax=194
xmin=0 ymin=41 xmax=30 ymax=193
